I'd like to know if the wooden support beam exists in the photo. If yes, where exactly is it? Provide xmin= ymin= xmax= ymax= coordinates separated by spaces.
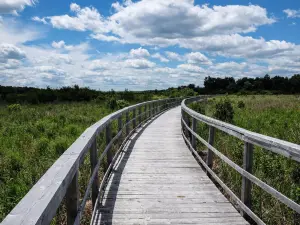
xmin=89 ymin=139 xmax=99 ymax=208
xmin=126 ymin=111 xmax=130 ymax=136
xmin=133 ymin=108 xmax=136 ymax=129
xmin=106 ymin=123 xmax=113 ymax=171
xmin=241 ymin=142 xmax=253 ymax=216
xmin=206 ymin=126 xmax=215 ymax=169
xmin=138 ymin=106 xmax=142 ymax=126
xmin=192 ymin=117 xmax=197 ymax=149
xmin=66 ymin=172 xmax=79 ymax=225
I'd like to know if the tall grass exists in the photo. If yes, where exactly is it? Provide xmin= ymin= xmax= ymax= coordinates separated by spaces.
xmin=0 ymin=102 xmax=112 ymax=221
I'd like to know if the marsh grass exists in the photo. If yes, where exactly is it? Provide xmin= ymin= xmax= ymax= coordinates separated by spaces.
xmin=0 ymin=102 xmax=113 ymax=221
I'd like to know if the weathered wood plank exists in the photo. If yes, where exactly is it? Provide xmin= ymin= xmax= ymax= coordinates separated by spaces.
xmin=93 ymin=107 xmax=248 ymax=225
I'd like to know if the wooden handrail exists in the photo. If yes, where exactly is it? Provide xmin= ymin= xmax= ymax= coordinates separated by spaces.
xmin=2 ymin=98 xmax=181 ymax=225
xmin=181 ymin=96 xmax=300 ymax=225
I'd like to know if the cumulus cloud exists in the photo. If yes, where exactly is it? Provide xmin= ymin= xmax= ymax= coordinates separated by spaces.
xmin=165 ymin=51 xmax=183 ymax=61
xmin=129 ymin=47 xmax=150 ymax=58
xmin=177 ymin=64 xmax=205 ymax=73
xmin=124 ymin=58 xmax=155 ymax=69
xmin=34 ymin=3 xmax=109 ymax=33
xmin=214 ymin=62 xmax=247 ymax=71
xmin=283 ymin=9 xmax=300 ymax=18
xmin=0 ymin=0 xmax=36 ymax=15
xmin=110 ymin=1 xmax=275 ymax=39
xmin=151 ymin=53 xmax=169 ymax=62
xmin=186 ymin=52 xmax=212 ymax=65
xmin=0 ymin=43 xmax=26 ymax=62
xmin=51 ymin=40 xmax=75 ymax=51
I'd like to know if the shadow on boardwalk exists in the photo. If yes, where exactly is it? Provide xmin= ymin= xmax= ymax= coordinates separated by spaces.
xmin=93 ymin=113 xmax=164 ymax=225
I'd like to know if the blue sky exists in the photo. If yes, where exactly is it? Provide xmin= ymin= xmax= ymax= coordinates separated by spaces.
xmin=0 ymin=0 xmax=300 ymax=90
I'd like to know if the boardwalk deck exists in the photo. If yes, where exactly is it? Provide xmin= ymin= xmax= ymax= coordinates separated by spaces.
xmin=93 ymin=106 xmax=248 ymax=225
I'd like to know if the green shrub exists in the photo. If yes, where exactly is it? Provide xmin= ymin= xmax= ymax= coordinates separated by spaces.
xmin=116 ymin=99 xmax=130 ymax=109
xmin=190 ymin=102 xmax=205 ymax=115
xmin=7 ymin=104 xmax=21 ymax=112
xmin=53 ymin=137 xmax=69 ymax=155
xmin=237 ymin=101 xmax=245 ymax=109
xmin=106 ymin=97 xmax=117 ymax=110
xmin=36 ymin=137 xmax=49 ymax=154
xmin=214 ymin=99 xmax=234 ymax=123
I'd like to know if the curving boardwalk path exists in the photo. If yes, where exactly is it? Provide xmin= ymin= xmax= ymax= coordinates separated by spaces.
xmin=93 ymin=106 xmax=248 ymax=225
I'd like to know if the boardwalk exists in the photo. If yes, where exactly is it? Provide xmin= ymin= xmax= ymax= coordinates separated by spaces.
xmin=93 ymin=106 xmax=248 ymax=225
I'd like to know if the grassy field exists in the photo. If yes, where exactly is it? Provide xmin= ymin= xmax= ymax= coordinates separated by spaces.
xmin=190 ymin=95 xmax=300 ymax=225
xmin=0 ymin=102 xmax=114 ymax=221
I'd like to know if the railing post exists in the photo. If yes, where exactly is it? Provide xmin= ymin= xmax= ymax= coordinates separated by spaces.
xmin=241 ymin=142 xmax=253 ymax=216
xmin=90 ymin=139 xmax=99 ymax=208
xmin=206 ymin=126 xmax=215 ymax=169
xmin=133 ymin=108 xmax=136 ymax=129
xmin=192 ymin=117 xmax=197 ymax=149
xmin=126 ymin=111 xmax=130 ymax=136
xmin=144 ymin=104 xmax=148 ymax=121
xmin=106 ymin=123 xmax=113 ymax=171
xmin=152 ymin=102 xmax=155 ymax=116
xmin=118 ymin=114 xmax=123 ymax=142
xmin=138 ymin=106 xmax=142 ymax=126
xmin=66 ymin=172 xmax=79 ymax=225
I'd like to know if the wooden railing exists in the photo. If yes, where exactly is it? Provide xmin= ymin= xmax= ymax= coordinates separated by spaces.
xmin=181 ymin=96 xmax=300 ymax=225
xmin=2 ymin=98 xmax=181 ymax=225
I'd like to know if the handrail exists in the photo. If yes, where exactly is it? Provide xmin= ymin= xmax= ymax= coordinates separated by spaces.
xmin=181 ymin=96 xmax=300 ymax=225
xmin=2 ymin=97 xmax=181 ymax=225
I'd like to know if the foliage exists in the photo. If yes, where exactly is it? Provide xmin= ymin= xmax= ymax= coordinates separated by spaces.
xmin=237 ymin=100 xmax=245 ymax=109
xmin=7 ymin=104 xmax=21 ymax=112
xmin=106 ymin=97 xmax=117 ymax=110
xmin=0 ymin=102 xmax=112 ymax=221
xmin=116 ymin=99 xmax=130 ymax=109
xmin=213 ymin=98 xmax=234 ymax=123
xmin=204 ymin=74 xmax=300 ymax=94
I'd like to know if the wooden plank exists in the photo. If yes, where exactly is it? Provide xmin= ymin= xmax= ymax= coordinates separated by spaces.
xmin=93 ymin=107 xmax=248 ymax=225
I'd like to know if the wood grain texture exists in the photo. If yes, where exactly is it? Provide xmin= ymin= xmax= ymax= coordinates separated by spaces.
xmin=93 ymin=107 xmax=248 ymax=225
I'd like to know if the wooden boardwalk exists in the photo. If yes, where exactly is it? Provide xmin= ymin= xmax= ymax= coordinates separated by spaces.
xmin=93 ymin=107 xmax=248 ymax=225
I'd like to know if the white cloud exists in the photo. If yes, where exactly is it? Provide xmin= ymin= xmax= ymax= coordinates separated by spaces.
xmin=110 ymin=1 xmax=275 ymax=40
xmin=283 ymin=9 xmax=300 ymax=18
xmin=177 ymin=64 xmax=205 ymax=73
xmin=165 ymin=51 xmax=182 ymax=61
xmin=129 ymin=47 xmax=150 ymax=58
xmin=214 ymin=61 xmax=247 ymax=71
xmin=51 ymin=40 xmax=75 ymax=51
xmin=124 ymin=58 xmax=155 ymax=69
xmin=186 ymin=52 xmax=212 ymax=65
xmin=0 ymin=0 xmax=36 ymax=15
xmin=34 ymin=3 xmax=109 ymax=33
xmin=151 ymin=53 xmax=169 ymax=62
xmin=90 ymin=33 xmax=120 ymax=42
xmin=32 ymin=16 xmax=48 ymax=24
xmin=0 ymin=43 xmax=26 ymax=62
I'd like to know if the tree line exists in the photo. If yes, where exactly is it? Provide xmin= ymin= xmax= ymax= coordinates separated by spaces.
xmin=1 ymin=74 xmax=299 ymax=104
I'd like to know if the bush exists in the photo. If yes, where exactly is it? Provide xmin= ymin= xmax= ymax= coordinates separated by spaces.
xmin=7 ymin=104 xmax=21 ymax=112
xmin=237 ymin=101 xmax=245 ymax=109
xmin=106 ymin=97 xmax=117 ymax=110
xmin=190 ymin=102 xmax=205 ymax=115
xmin=116 ymin=99 xmax=130 ymax=109
xmin=214 ymin=99 xmax=234 ymax=123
